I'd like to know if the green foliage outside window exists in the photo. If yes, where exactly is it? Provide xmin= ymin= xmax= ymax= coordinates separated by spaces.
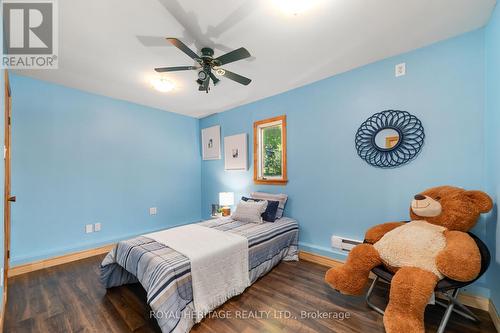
xmin=262 ymin=126 xmax=282 ymax=177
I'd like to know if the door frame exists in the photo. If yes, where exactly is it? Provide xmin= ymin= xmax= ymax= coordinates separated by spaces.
xmin=2 ymin=69 xmax=11 ymax=327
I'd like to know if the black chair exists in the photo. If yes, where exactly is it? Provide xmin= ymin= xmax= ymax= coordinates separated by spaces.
xmin=365 ymin=232 xmax=490 ymax=333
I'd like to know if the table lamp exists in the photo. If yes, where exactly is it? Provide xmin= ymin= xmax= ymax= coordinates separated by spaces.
xmin=219 ymin=192 xmax=234 ymax=217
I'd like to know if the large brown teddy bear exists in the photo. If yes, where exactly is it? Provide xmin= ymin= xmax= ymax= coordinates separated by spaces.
xmin=325 ymin=186 xmax=492 ymax=333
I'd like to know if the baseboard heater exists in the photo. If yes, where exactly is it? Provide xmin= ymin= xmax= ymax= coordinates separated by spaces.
xmin=331 ymin=235 xmax=362 ymax=252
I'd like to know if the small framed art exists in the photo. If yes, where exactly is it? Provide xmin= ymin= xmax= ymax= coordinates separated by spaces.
xmin=201 ymin=125 xmax=221 ymax=160
xmin=224 ymin=133 xmax=247 ymax=170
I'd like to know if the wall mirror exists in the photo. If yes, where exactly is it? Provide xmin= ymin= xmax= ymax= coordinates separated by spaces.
xmin=374 ymin=128 xmax=400 ymax=149
xmin=355 ymin=110 xmax=425 ymax=168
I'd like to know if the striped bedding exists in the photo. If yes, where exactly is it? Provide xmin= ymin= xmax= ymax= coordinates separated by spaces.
xmin=100 ymin=217 xmax=299 ymax=333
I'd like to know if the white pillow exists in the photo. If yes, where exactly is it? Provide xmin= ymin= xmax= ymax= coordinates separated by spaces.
xmin=251 ymin=192 xmax=288 ymax=219
xmin=231 ymin=200 xmax=268 ymax=224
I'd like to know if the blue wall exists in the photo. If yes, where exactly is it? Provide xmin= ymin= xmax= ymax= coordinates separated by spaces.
xmin=10 ymin=75 xmax=202 ymax=265
xmin=200 ymin=30 xmax=493 ymax=296
xmin=485 ymin=4 xmax=500 ymax=311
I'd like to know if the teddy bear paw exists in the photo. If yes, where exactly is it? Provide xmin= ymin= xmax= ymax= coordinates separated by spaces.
xmin=324 ymin=267 xmax=368 ymax=295
xmin=384 ymin=308 xmax=424 ymax=333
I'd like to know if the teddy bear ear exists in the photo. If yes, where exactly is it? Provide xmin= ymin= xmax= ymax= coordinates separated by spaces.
xmin=465 ymin=191 xmax=493 ymax=213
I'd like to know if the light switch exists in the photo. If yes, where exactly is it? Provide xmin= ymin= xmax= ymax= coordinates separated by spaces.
xmin=149 ymin=207 xmax=157 ymax=216
xmin=85 ymin=224 xmax=93 ymax=233
xmin=94 ymin=223 xmax=101 ymax=232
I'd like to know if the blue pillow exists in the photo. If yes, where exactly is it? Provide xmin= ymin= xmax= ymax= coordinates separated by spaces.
xmin=241 ymin=196 xmax=279 ymax=222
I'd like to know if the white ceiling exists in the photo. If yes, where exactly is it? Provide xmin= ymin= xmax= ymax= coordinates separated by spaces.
xmin=15 ymin=0 xmax=496 ymax=118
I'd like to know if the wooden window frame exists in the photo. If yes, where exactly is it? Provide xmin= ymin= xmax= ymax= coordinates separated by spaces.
xmin=253 ymin=115 xmax=288 ymax=185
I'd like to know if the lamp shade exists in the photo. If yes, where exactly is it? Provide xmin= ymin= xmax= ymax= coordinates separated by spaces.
xmin=219 ymin=192 xmax=234 ymax=206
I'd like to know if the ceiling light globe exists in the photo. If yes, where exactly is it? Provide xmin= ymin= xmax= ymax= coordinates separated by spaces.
xmin=151 ymin=78 xmax=174 ymax=92
xmin=273 ymin=0 xmax=316 ymax=15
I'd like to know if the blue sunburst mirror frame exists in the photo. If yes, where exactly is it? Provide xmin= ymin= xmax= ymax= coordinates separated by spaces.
xmin=355 ymin=110 xmax=425 ymax=168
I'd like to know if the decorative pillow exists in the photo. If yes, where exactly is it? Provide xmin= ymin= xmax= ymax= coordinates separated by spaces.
xmin=250 ymin=192 xmax=288 ymax=219
xmin=241 ymin=196 xmax=279 ymax=222
xmin=231 ymin=200 xmax=268 ymax=224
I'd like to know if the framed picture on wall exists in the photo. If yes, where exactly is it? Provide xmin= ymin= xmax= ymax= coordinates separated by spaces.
xmin=202 ymin=125 xmax=221 ymax=160
xmin=224 ymin=133 xmax=247 ymax=170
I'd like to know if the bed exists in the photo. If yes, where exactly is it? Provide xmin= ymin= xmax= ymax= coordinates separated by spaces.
xmin=100 ymin=216 xmax=299 ymax=333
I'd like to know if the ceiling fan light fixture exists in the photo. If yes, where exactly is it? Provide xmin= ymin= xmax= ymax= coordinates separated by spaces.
xmin=198 ymin=70 xmax=208 ymax=81
xmin=151 ymin=77 xmax=175 ymax=92
xmin=154 ymin=38 xmax=252 ymax=93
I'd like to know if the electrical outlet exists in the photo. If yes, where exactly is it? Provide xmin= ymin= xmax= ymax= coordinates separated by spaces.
xmin=395 ymin=63 xmax=406 ymax=77
xmin=94 ymin=223 xmax=101 ymax=232
xmin=85 ymin=224 xmax=94 ymax=233
xmin=149 ymin=207 xmax=157 ymax=216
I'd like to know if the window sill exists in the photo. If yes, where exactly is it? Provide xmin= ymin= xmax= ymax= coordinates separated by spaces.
xmin=254 ymin=179 xmax=288 ymax=185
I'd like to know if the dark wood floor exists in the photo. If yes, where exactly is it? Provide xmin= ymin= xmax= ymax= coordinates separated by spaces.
xmin=4 ymin=254 xmax=497 ymax=333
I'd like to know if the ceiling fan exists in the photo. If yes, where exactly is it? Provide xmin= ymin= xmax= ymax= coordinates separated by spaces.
xmin=155 ymin=38 xmax=252 ymax=93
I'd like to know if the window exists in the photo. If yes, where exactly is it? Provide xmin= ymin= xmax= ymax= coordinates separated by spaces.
xmin=253 ymin=115 xmax=287 ymax=184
